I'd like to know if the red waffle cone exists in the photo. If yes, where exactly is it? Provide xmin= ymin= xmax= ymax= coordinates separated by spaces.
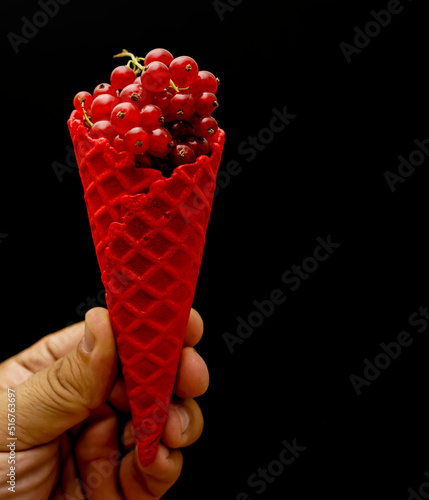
xmin=68 ymin=110 xmax=225 ymax=466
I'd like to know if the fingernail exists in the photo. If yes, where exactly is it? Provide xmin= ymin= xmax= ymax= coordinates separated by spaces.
xmin=82 ymin=323 xmax=95 ymax=353
xmin=172 ymin=404 xmax=190 ymax=434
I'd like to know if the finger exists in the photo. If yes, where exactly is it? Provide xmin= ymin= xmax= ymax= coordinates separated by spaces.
xmin=1 ymin=308 xmax=118 ymax=450
xmin=122 ymin=419 xmax=136 ymax=450
xmin=161 ymin=398 xmax=204 ymax=449
xmin=59 ymin=433 xmax=87 ymax=500
xmin=119 ymin=443 xmax=183 ymax=500
xmin=184 ymin=308 xmax=204 ymax=347
xmin=0 ymin=322 xmax=85 ymax=388
xmin=108 ymin=377 xmax=131 ymax=413
xmin=74 ymin=405 xmax=123 ymax=500
xmin=174 ymin=347 xmax=209 ymax=399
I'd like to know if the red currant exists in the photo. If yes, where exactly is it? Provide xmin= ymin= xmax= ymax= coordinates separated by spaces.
xmin=147 ymin=127 xmax=174 ymax=158
xmin=144 ymin=48 xmax=174 ymax=67
xmin=169 ymin=56 xmax=199 ymax=87
xmin=73 ymin=91 xmax=93 ymax=112
xmin=124 ymin=127 xmax=150 ymax=154
xmin=170 ymin=120 xmax=195 ymax=140
xmin=170 ymin=143 xmax=196 ymax=167
xmin=112 ymin=134 xmax=125 ymax=152
xmin=140 ymin=104 xmax=164 ymax=131
xmin=110 ymin=102 xmax=141 ymax=134
xmin=192 ymin=116 xmax=218 ymax=139
xmin=189 ymin=70 xmax=218 ymax=95
xmin=110 ymin=65 xmax=137 ymax=90
xmin=141 ymin=61 xmax=171 ymax=93
xmin=93 ymin=83 xmax=117 ymax=98
xmin=91 ymin=94 xmax=120 ymax=123
xmin=185 ymin=136 xmax=211 ymax=157
xmin=169 ymin=93 xmax=195 ymax=120
xmin=194 ymin=92 xmax=219 ymax=116
xmin=151 ymin=90 xmax=174 ymax=120
xmin=135 ymin=152 xmax=155 ymax=169
xmin=89 ymin=120 xmax=116 ymax=142
xmin=120 ymin=84 xmax=152 ymax=111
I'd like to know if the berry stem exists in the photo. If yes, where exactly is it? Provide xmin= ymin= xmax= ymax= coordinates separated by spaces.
xmin=80 ymin=100 xmax=93 ymax=128
xmin=168 ymin=81 xmax=190 ymax=93
xmin=113 ymin=49 xmax=145 ymax=75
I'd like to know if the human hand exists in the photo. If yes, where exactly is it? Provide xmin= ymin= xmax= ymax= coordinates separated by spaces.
xmin=0 ymin=307 xmax=209 ymax=499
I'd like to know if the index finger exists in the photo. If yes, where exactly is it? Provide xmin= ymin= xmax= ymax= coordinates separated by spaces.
xmin=183 ymin=309 xmax=204 ymax=347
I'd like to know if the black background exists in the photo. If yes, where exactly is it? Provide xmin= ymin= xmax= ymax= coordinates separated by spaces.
xmin=2 ymin=0 xmax=429 ymax=498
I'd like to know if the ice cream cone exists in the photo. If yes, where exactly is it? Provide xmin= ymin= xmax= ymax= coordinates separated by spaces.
xmin=68 ymin=110 xmax=225 ymax=465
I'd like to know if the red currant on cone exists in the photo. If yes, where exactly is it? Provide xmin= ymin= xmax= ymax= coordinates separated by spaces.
xmin=110 ymin=102 xmax=141 ymax=134
xmin=144 ymin=48 xmax=174 ymax=66
xmin=93 ymin=83 xmax=117 ymax=98
xmin=89 ymin=120 xmax=116 ymax=142
xmin=194 ymin=92 xmax=219 ymax=116
xmin=171 ymin=120 xmax=195 ymax=140
xmin=189 ymin=70 xmax=218 ymax=95
xmin=141 ymin=61 xmax=171 ymax=93
xmin=120 ymin=84 xmax=152 ymax=110
xmin=170 ymin=93 xmax=195 ymax=120
xmin=169 ymin=56 xmax=199 ymax=87
xmin=170 ymin=144 xmax=196 ymax=167
xmin=112 ymin=134 xmax=125 ymax=152
xmin=110 ymin=65 xmax=136 ymax=90
xmin=193 ymin=115 xmax=218 ymax=139
xmin=140 ymin=104 xmax=165 ymax=131
xmin=73 ymin=91 xmax=93 ymax=112
xmin=135 ymin=152 xmax=155 ymax=169
xmin=186 ymin=136 xmax=211 ymax=157
xmin=151 ymin=90 xmax=174 ymax=120
xmin=147 ymin=128 xmax=174 ymax=158
xmin=91 ymin=94 xmax=120 ymax=122
xmin=124 ymin=127 xmax=150 ymax=154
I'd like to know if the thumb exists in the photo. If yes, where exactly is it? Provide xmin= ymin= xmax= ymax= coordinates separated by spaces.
xmin=15 ymin=308 xmax=118 ymax=449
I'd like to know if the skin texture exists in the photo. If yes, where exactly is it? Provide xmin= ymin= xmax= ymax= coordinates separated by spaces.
xmin=0 ymin=307 xmax=209 ymax=499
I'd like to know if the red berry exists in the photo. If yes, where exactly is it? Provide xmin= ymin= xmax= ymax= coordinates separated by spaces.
xmin=135 ymin=152 xmax=155 ymax=169
xmin=170 ymin=120 xmax=195 ymax=140
xmin=141 ymin=61 xmax=171 ymax=93
xmin=73 ymin=91 xmax=93 ymax=112
xmin=140 ymin=104 xmax=164 ymax=131
xmin=93 ymin=83 xmax=117 ymax=98
xmin=169 ymin=56 xmax=199 ymax=87
xmin=124 ymin=127 xmax=150 ymax=154
xmin=91 ymin=94 xmax=120 ymax=123
xmin=110 ymin=65 xmax=136 ymax=90
xmin=112 ymin=134 xmax=125 ymax=152
xmin=110 ymin=102 xmax=141 ymax=134
xmin=185 ymin=136 xmax=211 ymax=157
xmin=147 ymin=127 xmax=174 ymax=158
xmin=144 ymin=48 xmax=174 ymax=67
xmin=189 ymin=70 xmax=218 ymax=95
xmin=193 ymin=115 xmax=218 ymax=139
xmin=120 ymin=84 xmax=152 ymax=110
xmin=170 ymin=143 xmax=196 ymax=167
xmin=89 ymin=120 xmax=116 ymax=142
xmin=170 ymin=93 xmax=195 ymax=120
xmin=151 ymin=89 xmax=174 ymax=119
xmin=194 ymin=92 xmax=219 ymax=116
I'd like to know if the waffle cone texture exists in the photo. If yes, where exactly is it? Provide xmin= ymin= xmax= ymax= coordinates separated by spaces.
xmin=68 ymin=110 xmax=225 ymax=466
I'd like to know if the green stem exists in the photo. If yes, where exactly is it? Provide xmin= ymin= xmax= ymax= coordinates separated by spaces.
xmin=80 ymin=100 xmax=93 ymax=128
xmin=168 ymin=80 xmax=180 ymax=92
xmin=113 ymin=49 xmax=145 ymax=75
xmin=168 ymin=81 xmax=191 ymax=93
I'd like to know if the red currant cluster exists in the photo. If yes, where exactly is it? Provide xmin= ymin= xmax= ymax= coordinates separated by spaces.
xmin=73 ymin=48 xmax=220 ymax=175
